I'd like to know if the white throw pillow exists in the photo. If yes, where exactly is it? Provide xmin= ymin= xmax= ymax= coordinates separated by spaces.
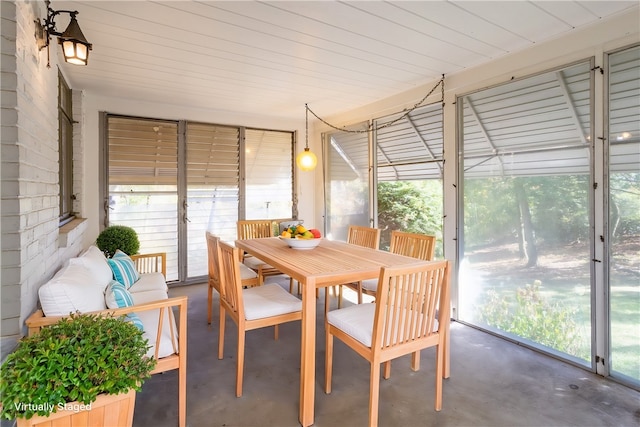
xmin=38 ymin=264 xmax=107 ymax=316
xmin=69 ymin=246 xmax=113 ymax=289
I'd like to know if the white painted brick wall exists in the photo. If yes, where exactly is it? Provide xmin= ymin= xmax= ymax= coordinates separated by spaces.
xmin=1 ymin=0 xmax=89 ymax=360
xmin=1 ymin=0 xmax=21 ymax=359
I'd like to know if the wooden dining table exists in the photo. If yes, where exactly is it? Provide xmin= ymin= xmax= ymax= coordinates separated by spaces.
xmin=235 ymin=237 xmax=440 ymax=427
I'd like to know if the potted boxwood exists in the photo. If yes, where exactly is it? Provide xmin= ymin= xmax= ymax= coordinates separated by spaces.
xmin=0 ymin=313 xmax=156 ymax=426
xmin=96 ymin=225 xmax=140 ymax=257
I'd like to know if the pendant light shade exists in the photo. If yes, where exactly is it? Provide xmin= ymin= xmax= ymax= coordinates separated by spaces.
xmin=296 ymin=148 xmax=318 ymax=171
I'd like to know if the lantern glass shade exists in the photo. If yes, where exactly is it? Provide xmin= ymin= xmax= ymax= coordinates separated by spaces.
xmin=296 ymin=148 xmax=317 ymax=171
xmin=61 ymin=39 xmax=89 ymax=64
xmin=57 ymin=15 xmax=92 ymax=65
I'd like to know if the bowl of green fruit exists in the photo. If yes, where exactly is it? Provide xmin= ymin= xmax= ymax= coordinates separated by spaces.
xmin=280 ymin=225 xmax=322 ymax=250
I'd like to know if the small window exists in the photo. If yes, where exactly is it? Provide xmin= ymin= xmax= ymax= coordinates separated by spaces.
xmin=58 ymin=71 xmax=74 ymax=225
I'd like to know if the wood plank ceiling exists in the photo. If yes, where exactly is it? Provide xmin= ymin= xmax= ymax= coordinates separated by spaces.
xmin=51 ymin=1 xmax=638 ymax=121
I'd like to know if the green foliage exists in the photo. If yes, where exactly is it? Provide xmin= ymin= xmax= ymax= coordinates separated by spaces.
xmin=464 ymin=176 xmax=591 ymax=247
xmin=0 ymin=313 xmax=155 ymax=420
xmin=478 ymin=280 xmax=581 ymax=355
xmin=463 ymin=178 xmax=519 ymax=246
xmin=96 ymin=225 xmax=140 ymax=257
xmin=377 ymin=180 xmax=443 ymax=253
xmin=610 ymin=172 xmax=640 ymax=237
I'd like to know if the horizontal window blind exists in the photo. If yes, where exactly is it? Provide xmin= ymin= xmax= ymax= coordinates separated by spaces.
xmin=108 ymin=117 xmax=178 ymax=185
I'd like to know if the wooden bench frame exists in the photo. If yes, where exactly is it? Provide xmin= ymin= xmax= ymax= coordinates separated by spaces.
xmin=24 ymin=253 xmax=187 ymax=427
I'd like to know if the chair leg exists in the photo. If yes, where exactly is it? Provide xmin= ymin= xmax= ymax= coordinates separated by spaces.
xmin=207 ymin=286 xmax=213 ymax=325
xmin=369 ymin=362 xmax=381 ymax=427
xmin=236 ymin=330 xmax=245 ymax=397
xmin=411 ymin=350 xmax=420 ymax=371
xmin=357 ymin=282 xmax=363 ymax=305
xmin=444 ymin=321 xmax=450 ymax=379
xmin=337 ymin=285 xmax=343 ymax=308
xmin=324 ymin=330 xmax=334 ymax=394
xmin=435 ymin=342 xmax=444 ymax=411
xmin=324 ymin=290 xmax=330 ymax=316
xmin=218 ymin=306 xmax=226 ymax=360
xmin=383 ymin=361 xmax=391 ymax=379
xmin=257 ymin=265 xmax=264 ymax=285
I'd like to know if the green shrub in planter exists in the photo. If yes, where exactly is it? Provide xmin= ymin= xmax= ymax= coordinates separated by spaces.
xmin=96 ymin=225 xmax=140 ymax=257
xmin=0 ymin=313 xmax=156 ymax=420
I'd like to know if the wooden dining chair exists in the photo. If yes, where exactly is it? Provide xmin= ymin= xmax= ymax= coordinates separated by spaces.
xmin=329 ymin=225 xmax=381 ymax=314
xmin=325 ymin=260 xmax=451 ymax=427
xmin=350 ymin=231 xmax=445 ymax=378
xmin=237 ymin=219 xmax=287 ymax=282
xmin=355 ymin=230 xmax=437 ymax=302
xmin=217 ymin=240 xmax=303 ymax=397
xmin=206 ymin=232 xmax=260 ymax=325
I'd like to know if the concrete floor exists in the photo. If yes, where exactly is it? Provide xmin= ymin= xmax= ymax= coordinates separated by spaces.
xmin=133 ymin=276 xmax=639 ymax=427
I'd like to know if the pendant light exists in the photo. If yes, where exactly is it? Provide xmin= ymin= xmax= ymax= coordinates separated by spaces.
xmin=296 ymin=104 xmax=318 ymax=171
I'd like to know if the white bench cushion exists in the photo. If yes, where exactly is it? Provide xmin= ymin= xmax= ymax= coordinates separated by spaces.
xmin=39 ymin=264 xmax=107 ymax=316
xmin=68 ymin=246 xmax=113 ymax=289
xmin=128 ymin=272 xmax=168 ymax=293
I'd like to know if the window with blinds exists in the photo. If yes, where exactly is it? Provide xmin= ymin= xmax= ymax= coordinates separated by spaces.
xmin=245 ymin=128 xmax=294 ymax=220
xmin=186 ymin=123 xmax=241 ymax=277
xmin=107 ymin=116 xmax=179 ymax=280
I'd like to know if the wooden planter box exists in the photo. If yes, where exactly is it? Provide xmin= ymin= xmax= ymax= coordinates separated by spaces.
xmin=16 ymin=389 xmax=136 ymax=427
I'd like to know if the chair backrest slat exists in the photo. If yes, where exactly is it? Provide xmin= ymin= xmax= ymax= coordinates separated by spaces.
xmin=347 ymin=225 xmax=380 ymax=250
xmin=389 ymin=230 xmax=436 ymax=261
xmin=217 ymin=240 xmax=244 ymax=321
xmin=372 ymin=260 xmax=450 ymax=351
xmin=206 ymin=232 xmax=220 ymax=291
xmin=237 ymin=220 xmax=275 ymax=239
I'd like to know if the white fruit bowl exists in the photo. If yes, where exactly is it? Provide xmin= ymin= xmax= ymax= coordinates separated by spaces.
xmin=279 ymin=236 xmax=321 ymax=250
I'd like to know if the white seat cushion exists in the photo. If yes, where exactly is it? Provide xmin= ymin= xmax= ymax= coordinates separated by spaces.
xmin=243 ymin=284 xmax=301 ymax=320
xmin=360 ymin=278 xmax=379 ymax=293
xmin=242 ymin=255 xmax=274 ymax=271
xmin=327 ymin=303 xmax=376 ymax=347
xmin=328 ymin=303 xmax=439 ymax=348
xmin=240 ymin=263 xmax=259 ymax=281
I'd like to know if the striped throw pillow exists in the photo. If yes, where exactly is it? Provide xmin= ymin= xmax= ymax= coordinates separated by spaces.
xmin=107 ymin=250 xmax=140 ymax=288
xmin=104 ymin=280 xmax=143 ymax=331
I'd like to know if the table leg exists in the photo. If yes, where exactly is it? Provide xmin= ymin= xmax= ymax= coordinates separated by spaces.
xmin=299 ymin=278 xmax=316 ymax=427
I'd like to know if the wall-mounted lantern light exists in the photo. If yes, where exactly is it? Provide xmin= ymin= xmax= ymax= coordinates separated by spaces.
xmin=35 ymin=0 xmax=92 ymax=67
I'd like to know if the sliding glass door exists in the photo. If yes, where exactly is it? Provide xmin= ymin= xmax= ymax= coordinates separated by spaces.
xmin=607 ymin=45 xmax=640 ymax=383
xmin=458 ymin=60 xmax=594 ymax=364
xmin=374 ymin=103 xmax=444 ymax=254
xmin=324 ymin=123 xmax=370 ymax=241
